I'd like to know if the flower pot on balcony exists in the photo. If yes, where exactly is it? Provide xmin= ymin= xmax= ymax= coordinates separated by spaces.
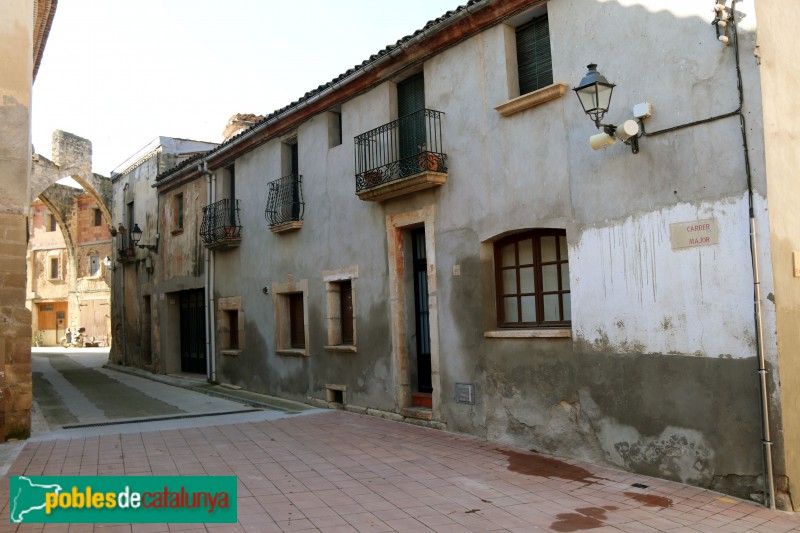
xmin=364 ymin=170 xmax=383 ymax=188
xmin=224 ymin=226 xmax=237 ymax=239
xmin=418 ymin=151 xmax=441 ymax=172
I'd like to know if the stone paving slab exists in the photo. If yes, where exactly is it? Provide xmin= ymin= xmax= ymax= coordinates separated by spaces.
xmin=1 ymin=410 xmax=799 ymax=532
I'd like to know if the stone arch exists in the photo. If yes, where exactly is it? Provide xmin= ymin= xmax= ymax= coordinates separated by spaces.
xmin=31 ymin=130 xmax=112 ymax=224
xmin=29 ymin=130 xmax=113 ymax=343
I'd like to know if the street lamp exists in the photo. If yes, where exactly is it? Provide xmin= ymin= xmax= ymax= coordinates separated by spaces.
xmin=130 ymin=223 xmax=159 ymax=253
xmin=130 ymin=223 xmax=143 ymax=247
xmin=573 ymin=63 xmax=642 ymax=153
xmin=573 ymin=63 xmax=615 ymax=129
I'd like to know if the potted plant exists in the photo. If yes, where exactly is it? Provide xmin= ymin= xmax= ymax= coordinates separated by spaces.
xmin=33 ymin=330 xmax=43 ymax=347
xmin=363 ymin=170 xmax=383 ymax=187
xmin=418 ymin=144 xmax=440 ymax=172
xmin=224 ymin=226 xmax=237 ymax=239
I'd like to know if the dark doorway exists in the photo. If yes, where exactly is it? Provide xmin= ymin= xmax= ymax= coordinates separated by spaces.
xmin=411 ymin=228 xmax=432 ymax=393
xmin=179 ymin=289 xmax=206 ymax=374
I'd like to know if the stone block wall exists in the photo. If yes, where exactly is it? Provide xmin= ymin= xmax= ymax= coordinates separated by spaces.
xmin=0 ymin=212 xmax=32 ymax=439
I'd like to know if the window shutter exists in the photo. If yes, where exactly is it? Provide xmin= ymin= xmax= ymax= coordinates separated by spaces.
xmin=398 ymin=74 xmax=426 ymax=167
xmin=398 ymin=73 xmax=425 ymax=118
xmin=516 ymin=14 xmax=553 ymax=95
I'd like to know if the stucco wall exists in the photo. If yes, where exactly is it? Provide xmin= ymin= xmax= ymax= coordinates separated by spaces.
xmin=157 ymin=0 xmax=784 ymax=504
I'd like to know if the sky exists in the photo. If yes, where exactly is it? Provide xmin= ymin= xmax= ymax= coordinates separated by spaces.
xmin=32 ymin=1 xmax=461 ymax=176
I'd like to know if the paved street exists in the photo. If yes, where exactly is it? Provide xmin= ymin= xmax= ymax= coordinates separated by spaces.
xmin=0 ymin=349 xmax=799 ymax=531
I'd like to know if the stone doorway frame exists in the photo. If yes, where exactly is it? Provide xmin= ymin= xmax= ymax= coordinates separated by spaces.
xmin=386 ymin=205 xmax=442 ymax=421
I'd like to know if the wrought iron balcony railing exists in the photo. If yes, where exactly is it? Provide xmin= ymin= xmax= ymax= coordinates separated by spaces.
xmin=354 ymin=108 xmax=447 ymax=193
xmin=201 ymin=198 xmax=242 ymax=248
xmin=265 ymin=174 xmax=304 ymax=232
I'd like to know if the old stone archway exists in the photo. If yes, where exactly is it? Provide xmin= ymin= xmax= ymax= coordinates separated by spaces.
xmin=29 ymin=131 xmax=113 ymax=345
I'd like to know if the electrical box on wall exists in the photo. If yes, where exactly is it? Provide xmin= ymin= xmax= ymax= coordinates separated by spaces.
xmin=454 ymin=382 xmax=475 ymax=404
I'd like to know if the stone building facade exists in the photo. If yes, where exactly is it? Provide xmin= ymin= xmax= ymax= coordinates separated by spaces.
xmin=108 ymin=137 xmax=218 ymax=371
xmin=119 ymin=0 xmax=799 ymax=510
xmin=27 ymin=192 xmax=113 ymax=347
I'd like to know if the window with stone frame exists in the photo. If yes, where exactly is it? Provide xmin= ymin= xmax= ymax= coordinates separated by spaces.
xmin=273 ymin=280 xmax=309 ymax=356
xmin=218 ymin=296 xmax=244 ymax=354
xmin=48 ymin=255 xmax=61 ymax=280
xmin=89 ymin=254 xmax=101 ymax=277
xmin=323 ymin=267 xmax=358 ymax=352
xmin=494 ymin=229 xmax=570 ymax=327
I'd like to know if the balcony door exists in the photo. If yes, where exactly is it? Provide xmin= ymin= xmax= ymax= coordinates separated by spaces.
xmin=398 ymin=73 xmax=425 ymax=176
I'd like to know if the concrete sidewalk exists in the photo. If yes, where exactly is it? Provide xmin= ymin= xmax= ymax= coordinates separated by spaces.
xmin=1 ymin=409 xmax=799 ymax=532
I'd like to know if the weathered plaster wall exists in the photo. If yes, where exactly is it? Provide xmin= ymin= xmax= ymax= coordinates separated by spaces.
xmin=161 ymin=0 xmax=782 ymax=504
xmin=755 ymin=0 xmax=800 ymax=511
xmin=109 ymin=155 xmax=161 ymax=368
xmin=427 ymin=0 xmax=773 ymax=501
xmin=155 ymin=179 xmax=206 ymax=374
xmin=111 ymin=141 xmax=216 ymax=373
xmin=212 ymin=85 xmax=395 ymax=407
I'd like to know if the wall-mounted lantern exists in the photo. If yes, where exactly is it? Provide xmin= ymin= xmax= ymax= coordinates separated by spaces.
xmin=574 ymin=64 xmax=615 ymax=129
xmin=573 ymin=63 xmax=650 ymax=154
xmin=131 ymin=223 xmax=159 ymax=253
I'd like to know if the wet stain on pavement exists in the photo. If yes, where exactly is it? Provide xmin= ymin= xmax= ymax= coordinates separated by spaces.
xmin=549 ymin=506 xmax=618 ymax=532
xmin=498 ymin=448 xmax=608 ymax=486
xmin=623 ymin=491 xmax=673 ymax=508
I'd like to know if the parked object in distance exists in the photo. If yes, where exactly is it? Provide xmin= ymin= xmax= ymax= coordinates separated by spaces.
xmin=60 ymin=326 xmax=85 ymax=348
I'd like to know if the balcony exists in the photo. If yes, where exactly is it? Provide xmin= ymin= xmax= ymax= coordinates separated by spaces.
xmin=265 ymin=174 xmax=304 ymax=234
xmin=354 ymin=108 xmax=448 ymax=202
xmin=201 ymin=198 xmax=242 ymax=250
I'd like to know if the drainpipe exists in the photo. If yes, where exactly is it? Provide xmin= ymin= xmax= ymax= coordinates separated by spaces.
xmin=199 ymin=161 xmax=217 ymax=383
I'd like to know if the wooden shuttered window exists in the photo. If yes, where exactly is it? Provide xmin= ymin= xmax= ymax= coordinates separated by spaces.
xmin=516 ymin=14 xmax=553 ymax=95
